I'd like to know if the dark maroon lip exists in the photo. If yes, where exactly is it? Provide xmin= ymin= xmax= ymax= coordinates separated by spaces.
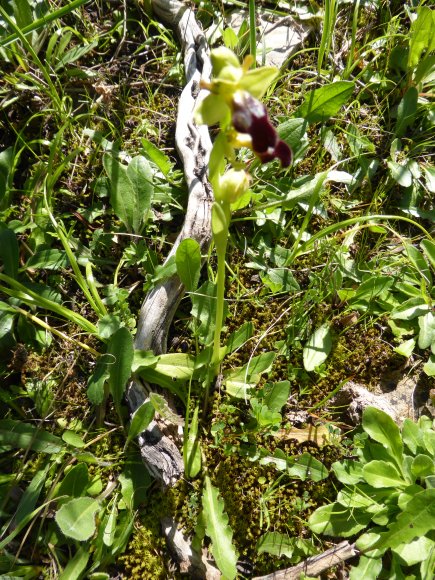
xmin=232 ymin=92 xmax=292 ymax=168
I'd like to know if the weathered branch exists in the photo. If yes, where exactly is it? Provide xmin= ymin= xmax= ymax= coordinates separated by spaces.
xmin=126 ymin=0 xmax=214 ymax=487
xmin=253 ymin=541 xmax=359 ymax=580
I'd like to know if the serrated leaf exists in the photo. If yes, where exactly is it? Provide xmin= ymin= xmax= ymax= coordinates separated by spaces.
xmin=257 ymin=532 xmax=297 ymax=558
xmin=176 ymin=238 xmax=201 ymax=292
xmin=297 ymin=81 xmax=355 ymax=123
xmin=202 ymin=476 xmax=238 ymax=579
xmin=373 ymin=488 xmax=435 ymax=551
xmin=55 ymin=497 xmax=99 ymax=541
xmin=362 ymin=407 xmax=403 ymax=470
xmin=149 ymin=392 xmax=184 ymax=426
xmin=303 ymin=323 xmax=332 ymax=371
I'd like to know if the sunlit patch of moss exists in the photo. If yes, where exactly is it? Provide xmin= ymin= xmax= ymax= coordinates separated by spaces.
xmin=118 ymin=518 xmax=169 ymax=579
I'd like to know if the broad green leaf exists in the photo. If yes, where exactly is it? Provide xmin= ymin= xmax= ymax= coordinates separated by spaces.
xmin=373 ymin=488 xmax=435 ymax=551
xmin=225 ymin=321 xmax=253 ymax=353
xmin=0 ymin=226 xmax=19 ymax=279
xmin=103 ymin=154 xmax=153 ymax=233
xmin=332 ymin=459 xmax=364 ymax=485
xmin=57 ymin=463 xmax=89 ymax=498
xmin=390 ymin=297 xmax=430 ymax=320
xmin=0 ymin=419 xmax=64 ymax=453
xmin=394 ymin=337 xmax=416 ymax=358
xmin=408 ymin=7 xmax=435 ymax=70
xmin=352 ymin=275 xmax=393 ymax=302
xmin=26 ymin=248 xmax=69 ymax=270
xmin=55 ymin=40 xmax=98 ymax=71
xmin=297 ymin=81 xmax=355 ymax=123
xmin=303 ymin=323 xmax=332 ymax=371
xmin=131 ymin=350 xmax=159 ymax=372
xmin=107 ymin=327 xmax=134 ymax=411
xmin=127 ymin=401 xmax=155 ymax=441
xmin=308 ymin=502 xmax=371 ymax=537
xmin=387 ymin=160 xmax=413 ymax=187
xmin=394 ymin=86 xmax=418 ymax=138
xmin=225 ymin=351 xmax=276 ymax=398
xmin=424 ymin=354 xmax=435 ymax=376
xmin=260 ymin=268 xmax=300 ymax=293
xmin=191 ymin=281 xmax=223 ymax=346
xmin=97 ymin=314 xmax=122 ymax=339
xmin=59 ymin=546 xmax=89 ymax=580
xmin=176 ymin=238 xmax=201 ymax=292
xmin=62 ymin=430 xmax=85 ymax=448
xmin=257 ymin=532 xmax=297 ymax=558
xmin=362 ymin=460 xmax=407 ymax=488
xmin=154 ymin=353 xmax=196 ymax=380
xmin=287 ymin=452 xmax=328 ymax=482
xmin=263 ymin=381 xmax=290 ymax=413
xmin=362 ymin=407 xmax=403 ymax=470
xmin=349 ymin=555 xmax=382 ymax=580
xmin=411 ymin=454 xmax=434 ymax=478
xmin=202 ymin=476 xmax=238 ymax=579
xmin=55 ymin=497 xmax=100 ymax=541
xmin=87 ymin=357 xmax=110 ymax=405
xmin=278 ymin=117 xmax=309 ymax=161
xmin=393 ymin=536 xmax=435 ymax=567
xmin=184 ymin=405 xmax=201 ymax=478
xmin=418 ymin=312 xmax=435 ymax=349
xmin=402 ymin=418 xmax=423 ymax=454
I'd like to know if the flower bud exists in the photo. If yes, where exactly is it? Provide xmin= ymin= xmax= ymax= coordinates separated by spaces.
xmin=215 ymin=169 xmax=251 ymax=204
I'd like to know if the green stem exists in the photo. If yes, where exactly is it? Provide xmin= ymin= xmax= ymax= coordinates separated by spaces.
xmin=212 ymin=233 xmax=228 ymax=370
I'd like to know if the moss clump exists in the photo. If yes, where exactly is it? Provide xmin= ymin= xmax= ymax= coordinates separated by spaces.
xmin=117 ymin=492 xmax=177 ymax=580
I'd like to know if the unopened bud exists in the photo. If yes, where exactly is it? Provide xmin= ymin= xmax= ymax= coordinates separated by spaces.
xmin=216 ymin=169 xmax=251 ymax=204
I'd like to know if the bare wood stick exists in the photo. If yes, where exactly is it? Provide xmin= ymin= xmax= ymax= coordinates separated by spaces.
xmin=253 ymin=541 xmax=359 ymax=580
xmin=126 ymin=0 xmax=214 ymax=487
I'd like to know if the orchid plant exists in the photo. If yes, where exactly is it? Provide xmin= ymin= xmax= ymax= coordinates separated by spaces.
xmin=194 ymin=47 xmax=292 ymax=411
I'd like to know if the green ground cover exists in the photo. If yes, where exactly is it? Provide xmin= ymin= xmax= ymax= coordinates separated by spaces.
xmin=0 ymin=0 xmax=434 ymax=578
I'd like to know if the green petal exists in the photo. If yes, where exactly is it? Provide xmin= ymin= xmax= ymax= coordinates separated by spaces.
xmin=211 ymin=47 xmax=241 ymax=75
xmin=194 ymin=94 xmax=230 ymax=126
xmin=239 ymin=66 xmax=278 ymax=99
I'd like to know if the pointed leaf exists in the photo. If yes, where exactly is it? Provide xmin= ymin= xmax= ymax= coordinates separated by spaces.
xmin=107 ymin=327 xmax=134 ymax=411
xmin=184 ymin=405 xmax=201 ymax=478
xmin=297 ymin=81 xmax=355 ymax=123
xmin=202 ymin=476 xmax=238 ymax=579
xmin=176 ymin=238 xmax=201 ymax=292
xmin=303 ymin=324 xmax=332 ymax=371
xmin=362 ymin=407 xmax=403 ymax=469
